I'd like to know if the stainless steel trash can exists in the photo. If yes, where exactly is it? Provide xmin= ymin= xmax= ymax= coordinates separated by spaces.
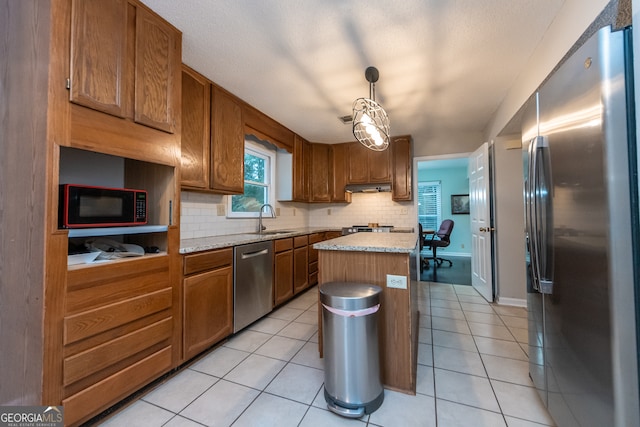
xmin=320 ymin=282 xmax=384 ymax=418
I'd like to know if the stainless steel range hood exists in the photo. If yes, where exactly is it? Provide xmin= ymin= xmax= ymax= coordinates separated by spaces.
xmin=344 ymin=183 xmax=391 ymax=193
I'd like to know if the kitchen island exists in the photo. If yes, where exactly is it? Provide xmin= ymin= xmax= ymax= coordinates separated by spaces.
xmin=314 ymin=232 xmax=420 ymax=395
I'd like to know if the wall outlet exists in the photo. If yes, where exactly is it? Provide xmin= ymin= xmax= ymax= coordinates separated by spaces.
xmin=400 ymin=208 xmax=408 ymax=215
xmin=276 ymin=207 xmax=281 ymax=216
xmin=216 ymin=204 xmax=226 ymax=216
xmin=461 ymin=243 xmax=465 ymax=249
xmin=387 ymin=274 xmax=407 ymax=289
xmin=293 ymin=208 xmax=296 ymax=216
xmin=327 ymin=208 xmax=331 ymax=215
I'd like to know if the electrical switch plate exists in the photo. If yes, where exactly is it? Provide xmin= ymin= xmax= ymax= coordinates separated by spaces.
xmin=276 ymin=208 xmax=281 ymax=216
xmin=217 ymin=205 xmax=225 ymax=216
xmin=387 ymin=274 xmax=407 ymax=289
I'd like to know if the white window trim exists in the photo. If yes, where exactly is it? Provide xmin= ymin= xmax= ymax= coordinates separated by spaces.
xmin=227 ymin=140 xmax=276 ymax=218
xmin=418 ymin=180 xmax=442 ymax=231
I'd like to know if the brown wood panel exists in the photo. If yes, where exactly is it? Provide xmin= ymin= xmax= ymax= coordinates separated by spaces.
xmin=211 ymin=86 xmax=244 ymax=193
xmin=64 ymin=288 xmax=172 ymax=345
xmin=181 ymin=65 xmax=211 ymax=189
xmin=391 ymin=135 xmax=412 ymax=201
xmin=348 ymin=142 xmax=369 ymax=184
xmin=274 ymin=237 xmax=293 ymax=253
xmin=293 ymin=246 xmax=308 ymax=294
xmin=62 ymin=347 xmax=172 ymax=426
xmin=317 ymin=250 xmax=416 ymax=394
xmin=309 ymin=143 xmax=332 ymax=202
xmin=63 ymin=317 xmax=171 ymax=386
xmin=293 ymin=235 xmax=308 ymax=248
xmin=368 ymin=147 xmax=391 ymax=183
xmin=134 ymin=5 xmax=180 ymax=133
xmin=308 ymin=232 xmax=323 ymax=244
xmin=292 ymin=135 xmax=310 ymax=201
xmin=66 ymin=257 xmax=170 ymax=313
xmin=70 ymin=0 xmax=128 ymax=117
xmin=274 ymin=250 xmax=294 ymax=306
xmin=69 ymin=103 xmax=181 ymax=167
xmin=243 ymin=102 xmax=294 ymax=150
xmin=183 ymin=266 xmax=233 ymax=359
xmin=183 ymin=247 xmax=233 ymax=276
xmin=331 ymin=143 xmax=351 ymax=203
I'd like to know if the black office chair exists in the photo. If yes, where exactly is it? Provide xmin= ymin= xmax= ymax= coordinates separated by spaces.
xmin=422 ymin=220 xmax=454 ymax=268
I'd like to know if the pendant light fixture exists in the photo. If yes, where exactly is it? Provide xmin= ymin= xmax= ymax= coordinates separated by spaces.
xmin=352 ymin=66 xmax=390 ymax=151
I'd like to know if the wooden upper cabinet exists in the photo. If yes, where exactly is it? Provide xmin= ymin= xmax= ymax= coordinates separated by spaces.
xmin=134 ymin=5 xmax=180 ymax=133
xmin=181 ymin=66 xmax=210 ymax=189
xmin=292 ymin=135 xmax=310 ymax=202
xmin=211 ymin=86 xmax=244 ymax=194
xmin=331 ymin=143 xmax=351 ymax=203
xmin=69 ymin=0 xmax=180 ymax=134
xmin=348 ymin=143 xmax=369 ymax=184
xmin=70 ymin=0 xmax=128 ymax=117
xmin=391 ymin=135 xmax=412 ymax=201
xmin=348 ymin=142 xmax=391 ymax=184
xmin=309 ymin=143 xmax=332 ymax=202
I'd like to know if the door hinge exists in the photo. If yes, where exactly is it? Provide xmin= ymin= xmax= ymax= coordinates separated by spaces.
xmin=66 ymin=78 xmax=70 ymax=90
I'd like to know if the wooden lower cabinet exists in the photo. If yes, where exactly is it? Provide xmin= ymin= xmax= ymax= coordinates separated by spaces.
xmin=293 ymin=235 xmax=309 ymax=294
xmin=308 ymin=233 xmax=323 ymax=287
xmin=274 ymin=238 xmax=294 ymax=306
xmin=182 ymin=248 xmax=233 ymax=360
xmin=62 ymin=256 xmax=175 ymax=426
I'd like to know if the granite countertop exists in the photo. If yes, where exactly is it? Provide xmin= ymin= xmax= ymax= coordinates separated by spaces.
xmin=313 ymin=232 xmax=418 ymax=253
xmin=180 ymin=227 xmax=339 ymax=254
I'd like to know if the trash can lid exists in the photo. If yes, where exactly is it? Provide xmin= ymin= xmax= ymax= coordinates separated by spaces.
xmin=319 ymin=282 xmax=382 ymax=311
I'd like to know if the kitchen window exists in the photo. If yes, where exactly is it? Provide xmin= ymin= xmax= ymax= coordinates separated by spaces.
xmin=228 ymin=140 xmax=276 ymax=218
xmin=418 ymin=181 xmax=441 ymax=231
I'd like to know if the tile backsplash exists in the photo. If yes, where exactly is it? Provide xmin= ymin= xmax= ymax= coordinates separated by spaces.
xmin=180 ymin=191 xmax=416 ymax=240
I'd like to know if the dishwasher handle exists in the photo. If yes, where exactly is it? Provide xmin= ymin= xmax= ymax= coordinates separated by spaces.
xmin=240 ymin=248 xmax=269 ymax=259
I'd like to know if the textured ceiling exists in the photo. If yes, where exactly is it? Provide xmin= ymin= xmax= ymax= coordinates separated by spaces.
xmin=142 ymin=0 xmax=565 ymax=145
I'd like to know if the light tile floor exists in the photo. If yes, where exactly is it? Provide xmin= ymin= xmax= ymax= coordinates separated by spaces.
xmin=95 ymin=282 xmax=555 ymax=427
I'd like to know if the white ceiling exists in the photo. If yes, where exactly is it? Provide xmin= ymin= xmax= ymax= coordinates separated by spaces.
xmin=142 ymin=0 xmax=565 ymax=145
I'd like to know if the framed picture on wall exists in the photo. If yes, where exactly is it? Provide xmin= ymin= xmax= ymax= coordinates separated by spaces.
xmin=451 ymin=194 xmax=470 ymax=214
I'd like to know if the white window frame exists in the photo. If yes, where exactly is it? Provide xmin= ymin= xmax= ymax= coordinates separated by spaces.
xmin=418 ymin=180 xmax=442 ymax=231
xmin=227 ymin=140 xmax=276 ymax=218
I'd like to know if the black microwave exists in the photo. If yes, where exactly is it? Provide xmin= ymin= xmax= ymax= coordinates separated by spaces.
xmin=59 ymin=184 xmax=147 ymax=228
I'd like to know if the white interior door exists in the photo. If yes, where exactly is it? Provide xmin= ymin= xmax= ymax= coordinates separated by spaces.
xmin=469 ymin=142 xmax=493 ymax=301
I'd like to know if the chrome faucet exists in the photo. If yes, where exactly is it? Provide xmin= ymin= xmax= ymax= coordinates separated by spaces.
xmin=257 ymin=204 xmax=276 ymax=233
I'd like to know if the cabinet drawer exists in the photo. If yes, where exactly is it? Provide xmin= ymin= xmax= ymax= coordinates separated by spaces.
xmin=308 ymin=233 xmax=323 ymax=244
xmin=294 ymin=235 xmax=308 ymax=248
xmin=184 ymin=248 xmax=233 ymax=276
xmin=274 ymin=238 xmax=293 ymax=253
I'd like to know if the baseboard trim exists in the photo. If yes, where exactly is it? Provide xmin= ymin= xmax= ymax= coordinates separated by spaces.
xmin=496 ymin=297 xmax=526 ymax=307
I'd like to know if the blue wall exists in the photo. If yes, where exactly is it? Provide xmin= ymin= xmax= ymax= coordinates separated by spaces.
xmin=418 ymin=164 xmax=470 ymax=256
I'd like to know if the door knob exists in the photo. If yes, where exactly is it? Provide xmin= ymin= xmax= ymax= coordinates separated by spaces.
xmin=479 ymin=227 xmax=495 ymax=232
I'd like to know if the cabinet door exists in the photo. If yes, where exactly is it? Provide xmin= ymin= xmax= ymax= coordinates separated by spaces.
xmin=369 ymin=148 xmax=391 ymax=183
xmin=293 ymin=246 xmax=309 ymax=294
xmin=309 ymin=143 xmax=332 ymax=202
xmin=331 ymin=143 xmax=351 ymax=202
xmin=292 ymin=135 xmax=310 ymax=202
xmin=274 ymin=250 xmax=293 ymax=306
xmin=70 ymin=0 xmax=128 ymax=117
xmin=348 ymin=143 xmax=369 ymax=184
xmin=183 ymin=266 xmax=233 ymax=360
xmin=392 ymin=136 xmax=412 ymax=201
xmin=134 ymin=6 xmax=180 ymax=133
xmin=181 ymin=66 xmax=211 ymax=189
xmin=211 ymin=87 xmax=244 ymax=194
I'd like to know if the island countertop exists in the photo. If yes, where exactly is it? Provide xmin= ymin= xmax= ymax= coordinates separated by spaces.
xmin=313 ymin=232 xmax=418 ymax=253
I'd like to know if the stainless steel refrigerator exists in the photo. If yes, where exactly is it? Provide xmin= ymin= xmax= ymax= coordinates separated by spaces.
xmin=522 ymin=25 xmax=640 ymax=427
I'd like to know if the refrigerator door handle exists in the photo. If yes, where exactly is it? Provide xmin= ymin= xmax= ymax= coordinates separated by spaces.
xmin=528 ymin=136 xmax=542 ymax=292
xmin=535 ymin=135 xmax=553 ymax=294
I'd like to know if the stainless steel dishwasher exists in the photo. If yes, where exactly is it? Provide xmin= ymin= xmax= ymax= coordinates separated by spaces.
xmin=233 ymin=241 xmax=273 ymax=332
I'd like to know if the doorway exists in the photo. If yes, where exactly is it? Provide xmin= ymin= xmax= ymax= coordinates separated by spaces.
xmin=415 ymin=154 xmax=472 ymax=286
